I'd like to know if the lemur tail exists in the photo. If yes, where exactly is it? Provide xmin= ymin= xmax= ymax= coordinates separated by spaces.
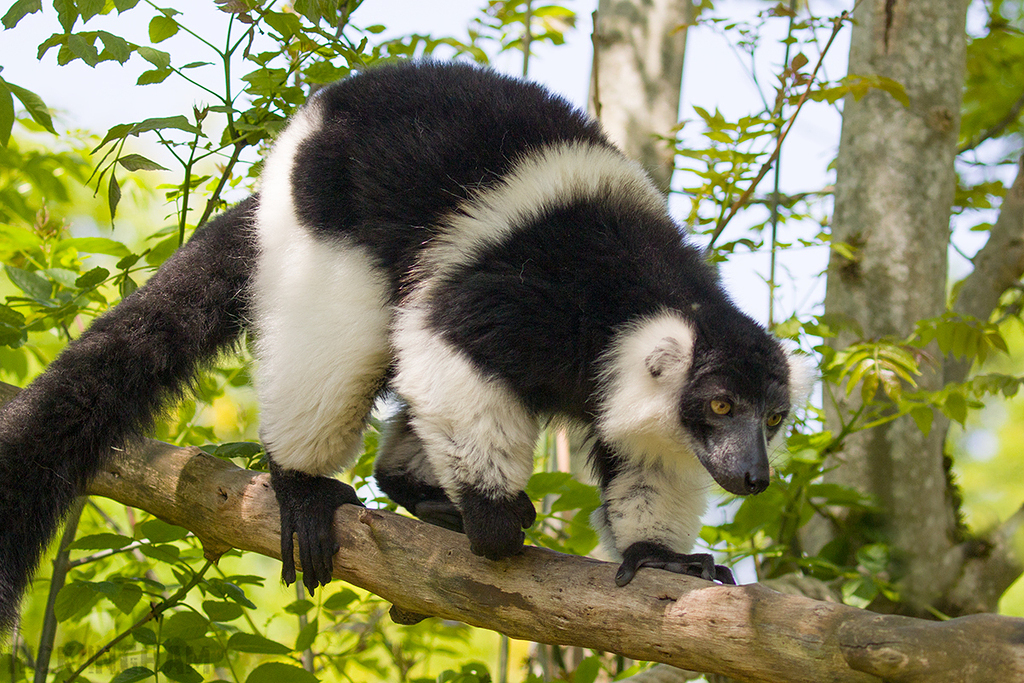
xmin=0 ymin=196 xmax=258 ymax=634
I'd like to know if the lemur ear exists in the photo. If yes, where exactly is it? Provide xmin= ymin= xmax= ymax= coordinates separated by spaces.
xmin=786 ymin=350 xmax=817 ymax=405
xmin=644 ymin=337 xmax=688 ymax=379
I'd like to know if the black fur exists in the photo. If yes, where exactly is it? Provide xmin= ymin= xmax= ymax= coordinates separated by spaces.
xmin=457 ymin=488 xmax=536 ymax=561
xmin=0 ymin=197 xmax=256 ymax=633
xmin=269 ymin=460 xmax=362 ymax=593
xmin=291 ymin=61 xmax=609 ymax=293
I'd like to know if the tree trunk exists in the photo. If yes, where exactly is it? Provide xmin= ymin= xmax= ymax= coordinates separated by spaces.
xmin=821 ymin=0 xmax=969 ymax=613
xmin=589 ymin=0 xmax=695 ymax=194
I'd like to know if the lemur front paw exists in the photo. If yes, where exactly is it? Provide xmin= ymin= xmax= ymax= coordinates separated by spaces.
xmin=615 ymin=541 xmax=735 ymax=587
xmin=459 ymin=489 xmax=536 ymax=561
xmin=269 ymin=460 xmax=363 ymax=594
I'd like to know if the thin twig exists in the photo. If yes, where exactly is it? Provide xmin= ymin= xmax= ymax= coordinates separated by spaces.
xmin=708 ymin=9 xmax=852 ymax=248
xmin=197 ymin=139 xmax=249 ymax=228
xmin=959 ymin=87 xmax=1024 ymax=155
xmin=34 ymin=498 xmax=86 ymax=683
xmin=589 ymin=10 xmax=601 ymax=121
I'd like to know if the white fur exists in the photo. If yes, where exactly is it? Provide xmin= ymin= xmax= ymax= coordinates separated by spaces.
xmin=591 ymin=457 xmax=710 ymax=557
xmin=391 ymin=303 xmax=538 ymax=501
xmin=252 ymin=103 xmax=392 ymax=476
xmin=595 ymin=312 xmax=698 ymax=469
xmin=413 ymin=142 xmax=664 ymax=293
xmin=786 ymin=350 xmax=816 ymax=407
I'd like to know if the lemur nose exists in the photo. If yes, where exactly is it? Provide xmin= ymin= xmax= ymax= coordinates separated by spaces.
xmin=744 ymin=470 xmax=769 ymax=494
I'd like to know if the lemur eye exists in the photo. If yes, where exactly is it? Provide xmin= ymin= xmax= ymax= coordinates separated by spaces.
xmin=710 ymin=399 xmax=732 ymax=415
xmin=767 ymin=413 xmax=783 ymax=427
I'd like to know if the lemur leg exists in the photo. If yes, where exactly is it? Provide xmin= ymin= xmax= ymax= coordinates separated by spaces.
xmin=392 ymin=306 xmax=538 ymax=560
xmin=253 ymin=235 xmax=390 ymax=591
xmin=374 ymin=401 xmax=464 ymax=532
xmin=589 ymin=441 xmax=734 ymax=586
xmin=253 ymin=116 xmax=392 ymax=592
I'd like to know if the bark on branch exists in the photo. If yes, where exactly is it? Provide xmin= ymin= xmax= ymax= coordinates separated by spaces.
xmin=78 ymin=435 xmax=1024 ymax=683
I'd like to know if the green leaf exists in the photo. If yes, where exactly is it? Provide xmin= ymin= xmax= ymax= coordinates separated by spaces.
xmin=53 ymin=0 xmax=77 ymax=31
xmin=75 ymin=266 xmax=110 ymax=289
xmin=2 ymin=0 xmax=42 ymax=29
xmin=137 ymin=519 xmax=189 ymax=543
xmin=162 ymin=612 xmax=210 ymax=641
xmin=119 ymin=274 xmax=138 ymax=298
xmin=138 ymin=543 xmax=180 ymax=565
xmin=264 ymin=10 xmax=302 ymax=40
xmin=160 ymin=660 xmax=202 ymax=683
xmin=117 ymin=252 xmax=142 ymax=270
xmin=137 ymin=68 xmax=173 ymax=85
xmin=525 ymin=471 xmax=572 ymax=498
xmin=942 ymin=391 xmax=968 ymax=425
xmin=322 ymin=588 xmax=358 ymax=611
xmin=203 ymin=600 xmax=244 ymax=622
xmin=227 ymin=633 xmax=292 ymax=655
xmin=283 ymin=599 xmax=314 ymax=615
xmin=6 ymin=81 xmax=56 ymax=133
xmin=0 ymin=80 xmax=12 ymax=146
xmin=111 ymin=666 xmax=155 ymax=683
xmin=43 ymin=267 xmax=79 ymax=288
xmin=148 ymin=15 xmax=179 ymax=42
xmin=294 ymin=617 xmax=318 ymax=652
xmin=97 ymin=31 xmax=132 ymax=63
xmin=68 ymin=33 xmax=99 ymax=66
xmin=549 ymin=481 xmax=600 ymax=512
xmin=0 ymin=304 xmax=26 ymax=347
xmin=94 ymin=122 xmax=132 ymax=151
xmin=77 ymin=0 xmax=104 ymax=21
xmin=68 ymin=532 xmax=132 ymax=550
xmin=573 ymin=656 xmax=601 ymax=683
xmin=118 ymin=153 xmax=168 ymax=171
xmin=5 ymin=265 xmax=51 ymax=299
xmin=93 ymin=580 xmax=143 ymax=614
xmin=54 ymin=583 xmax=98 ymax=621
xmin=113 ymin=0 xmax=141 ymax=10
xmin=131 ymin=114 xmax=201 ymax=135
xmin=108 ymin=172 xmax=121 ymax=219
xmin=245 ymin=662 xmax=319 ymax=683
xmin=909 ymin=406 xmax=933 ymax=436
xmin=136 ymin=46 xmax=170 ymax=68
xmin=211 ymin=580 xmax=257 ymax=609
xmin=132 ymin=627 xmax=158 ymax=645
xmin=204 ymin=441 xmax=263 ymax=459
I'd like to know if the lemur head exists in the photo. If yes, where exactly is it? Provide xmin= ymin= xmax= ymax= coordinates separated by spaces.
xmin=597 ymin=310 xmax=813 ymax=495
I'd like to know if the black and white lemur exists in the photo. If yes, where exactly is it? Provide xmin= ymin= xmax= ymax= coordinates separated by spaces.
xmin=0 ymin=61 xmax=811 ymax=632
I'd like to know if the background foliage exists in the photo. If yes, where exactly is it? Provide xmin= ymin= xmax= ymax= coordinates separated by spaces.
xmin=1 ymin=0 xmax=1022 ymax=682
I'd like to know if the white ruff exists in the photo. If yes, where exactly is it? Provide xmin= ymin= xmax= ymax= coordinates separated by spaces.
xmin=409 ymin=141 xmax=664 ymax=300
xmin=595 ymin=311 xmax=699 ymax=472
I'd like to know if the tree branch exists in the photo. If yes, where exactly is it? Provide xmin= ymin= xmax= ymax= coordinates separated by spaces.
xmin=75 ymin=436 xmax=1023 ymax=683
